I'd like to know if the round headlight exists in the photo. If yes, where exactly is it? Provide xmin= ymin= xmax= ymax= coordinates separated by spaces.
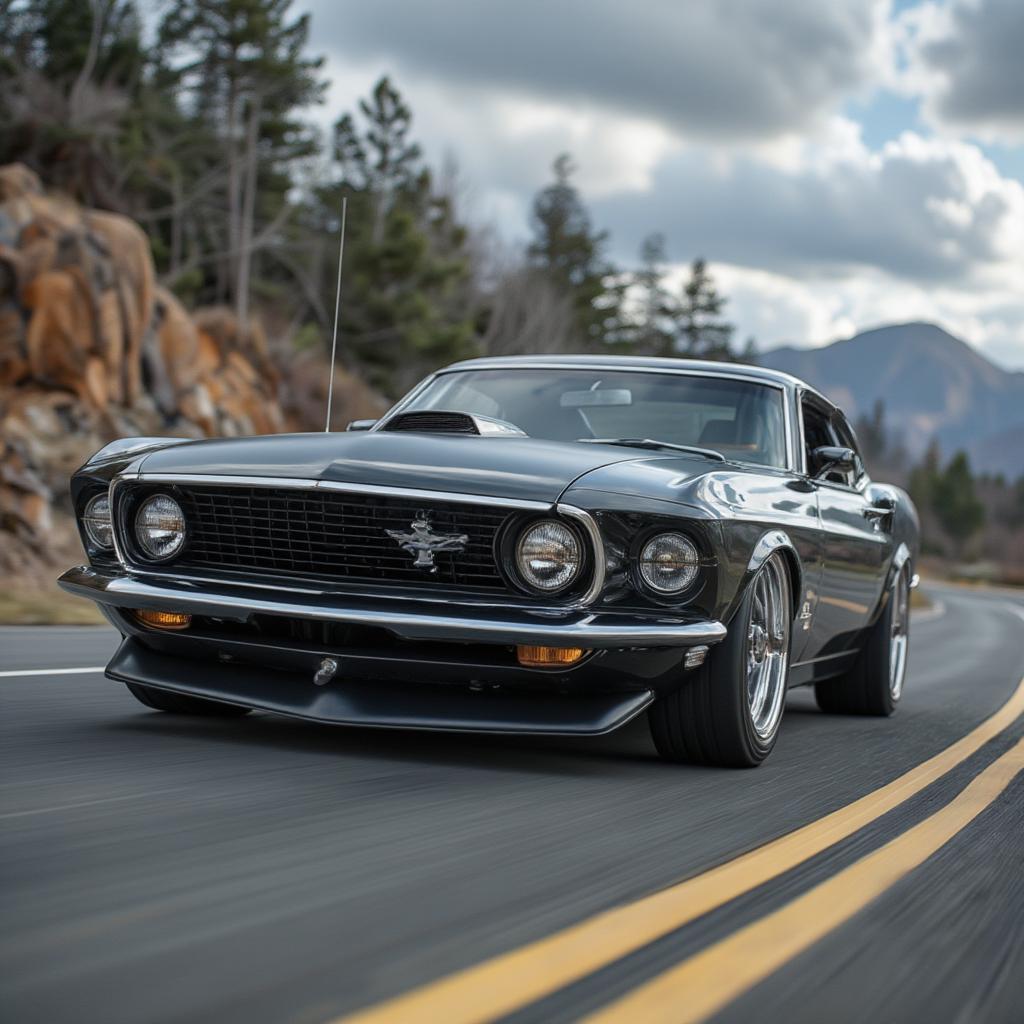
xmin=135 ymin=494 xmax=186 ymax=561
xmin=639 ymin=533 xmax=700 ymax=594
xmin=515 ymin=520 xmax=582 ymax=593
xmin=83 ymin=493 xmax=113 ymax=550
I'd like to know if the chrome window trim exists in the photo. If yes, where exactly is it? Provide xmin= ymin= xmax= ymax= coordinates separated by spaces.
xmin=108 ymin=474 xmax=607 ymax=608
xmin=796 ymin=388 xmax=810 ymax=477
xmin=383 ymin=366 xmax=798 ymax=473
xmin=782 ymin=383 xmax=797 ymax=473
xmin=428 ymin=362 xmax=787 ymax=387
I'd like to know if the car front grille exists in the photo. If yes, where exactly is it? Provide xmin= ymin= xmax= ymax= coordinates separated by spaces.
xmin=159 ymin=485 xmax=514 ymax=591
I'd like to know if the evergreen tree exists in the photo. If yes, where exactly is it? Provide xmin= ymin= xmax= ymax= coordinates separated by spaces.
xmin=527 ymin=154 xmax=621 ymax=348
xmin=855 ymin=399 xmax=888 ymax=466
xmin=909 ymin=438 xmax=941 ymax=511
xmin=672 ymin=258 xmax=735 ymax=359
xmin=630 ymin=233 xmax=676 ymax=355
xmin=312 ymin=76 xmax=477 ymax=397
xmin=158 ymin=0 xmax=325 ymax=321
xmin=0 ymin=0 xmax=147 ymax=208
xmin=932 ymin=451 xmax=985 ymax=557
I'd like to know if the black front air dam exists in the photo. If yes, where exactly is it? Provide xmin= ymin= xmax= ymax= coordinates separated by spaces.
xmin=106 ymin=638 xmax=654 ymax=736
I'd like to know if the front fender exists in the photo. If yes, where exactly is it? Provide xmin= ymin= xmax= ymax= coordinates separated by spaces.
xmin=737 ymin=529 xmax=803 ymax=622
xmin=888 ymin=541 xmax=912 ymax=587
xmin=83 ymin=436 xmax=193 ymax=468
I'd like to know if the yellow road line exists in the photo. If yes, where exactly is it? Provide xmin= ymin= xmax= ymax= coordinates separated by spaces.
xmin=335 ymin=677 xmax=1024 ymax=1024
xmin=584 ymin=735 xmax=1024 ymax=1024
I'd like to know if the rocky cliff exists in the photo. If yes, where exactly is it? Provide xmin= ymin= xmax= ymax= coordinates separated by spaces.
xmin=0 ymin=164 xmax=384 ymax=573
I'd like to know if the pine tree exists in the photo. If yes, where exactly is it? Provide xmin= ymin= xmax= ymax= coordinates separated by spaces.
xmin=672 ymin=258 xmax=735 ymax=359
xmin=0 ymin=0 xmax=147 ymax=208
xmin=527 ymin=154 xmax=621 ymax=348
xmin=855 ymin=399 xmax=888 ymax=466
xmin=909 ymin=438 xmax=941 ymax=511
xmin=313 ymin=76 xmax=477 ymax=397
xmin=157 ymin=0 xmax=325 ymax=322
xmin=630 ymin=233 xmax=676 ymax=356
xmin=932 ymin=451 xmax=985 ymax=557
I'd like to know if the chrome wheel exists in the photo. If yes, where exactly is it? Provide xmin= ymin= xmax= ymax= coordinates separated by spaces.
xmin=889 ymin=567 xmax=910 ymax=700
xmin=745 ymin=555 xmax=791 ymax=740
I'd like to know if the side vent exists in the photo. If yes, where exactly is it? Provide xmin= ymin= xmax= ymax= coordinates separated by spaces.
xmin=382 ymin=412 xmax=527 ymax=436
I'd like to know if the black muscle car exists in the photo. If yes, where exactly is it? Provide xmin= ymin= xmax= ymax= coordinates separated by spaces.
xmin=60 ymin=356 xmax=920 ymax=767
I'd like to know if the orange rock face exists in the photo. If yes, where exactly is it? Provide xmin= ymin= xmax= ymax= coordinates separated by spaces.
xmin=0 ymin=162 xmax=385 ymax=571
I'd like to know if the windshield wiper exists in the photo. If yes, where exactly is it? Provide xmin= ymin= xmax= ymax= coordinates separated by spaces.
xmin=578 ymin=438 xmax=725 ymax=461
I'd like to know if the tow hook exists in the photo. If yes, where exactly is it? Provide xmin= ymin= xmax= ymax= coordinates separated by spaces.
xmin=313 ymin=657 xmax=340 ymax=686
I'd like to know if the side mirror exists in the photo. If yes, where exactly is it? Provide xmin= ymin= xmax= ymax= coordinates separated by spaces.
xmin=811 ymin=445 xmax=856 ymax=478
xmin=346 ymin=419 xmax=377 ymax=432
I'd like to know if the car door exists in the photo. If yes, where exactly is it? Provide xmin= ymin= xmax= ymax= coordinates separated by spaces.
xmin=801 ymin=397 xmax=888 ymax=659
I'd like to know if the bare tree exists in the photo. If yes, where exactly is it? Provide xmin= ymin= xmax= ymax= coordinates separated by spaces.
xmin=481 ymin=266 xmax=580 ymax=356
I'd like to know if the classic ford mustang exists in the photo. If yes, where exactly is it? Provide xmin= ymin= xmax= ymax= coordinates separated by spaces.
xmin=60 ymin=356 xmax=919 ymax=767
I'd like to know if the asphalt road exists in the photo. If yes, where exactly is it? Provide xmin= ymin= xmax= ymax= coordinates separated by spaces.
xmin=1 ymin=583 xmax=1023 ymax=1023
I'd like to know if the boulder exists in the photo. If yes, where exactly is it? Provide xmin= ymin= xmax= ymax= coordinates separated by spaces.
xmin=0 ymin=162 xmax=385 ymax=570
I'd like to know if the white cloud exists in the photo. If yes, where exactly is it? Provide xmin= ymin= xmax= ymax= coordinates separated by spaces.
xmin=315 ymin=54 xmax=679 ymax=237
xmin=307 ymin=0 xmax=891 ymax=143
xmin=594 ymin=131 xmax=1024 ymax=286
xmin=302 ymin=2 xmax=1024 ymax=371
xmin=898 ymin=0 xmax=1024 ymax=143
xmin=709 ymin=262 xmax=1024 ymax=370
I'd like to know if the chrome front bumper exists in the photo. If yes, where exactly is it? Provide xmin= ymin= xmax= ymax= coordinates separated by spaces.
xmin=58 ymin=565 xmax=726 ymax=649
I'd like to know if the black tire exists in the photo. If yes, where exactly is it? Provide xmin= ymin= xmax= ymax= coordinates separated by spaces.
xmin=125 ymin=682 xmax=252 ymax=717
xmin=648 ymin=552 xmax=792 ymax=768
xmin=814 ymin=564 xmax=910 ymax=717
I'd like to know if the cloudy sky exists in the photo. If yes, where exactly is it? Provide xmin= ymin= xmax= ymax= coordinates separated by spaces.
xmin=301 ymin=0 xmax=1024 ymax=369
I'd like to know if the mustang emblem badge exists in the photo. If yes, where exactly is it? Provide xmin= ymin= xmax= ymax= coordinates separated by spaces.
xmin=385 ymin=513 xmax=469 ymax=572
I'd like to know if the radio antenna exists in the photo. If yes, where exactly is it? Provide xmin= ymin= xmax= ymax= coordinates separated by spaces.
xmin=324 ymin=194 xmax=348 ymax=432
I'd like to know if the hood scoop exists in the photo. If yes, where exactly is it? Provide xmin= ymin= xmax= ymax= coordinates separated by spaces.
xmin=382 ymin=411 xmax=527 ymax=436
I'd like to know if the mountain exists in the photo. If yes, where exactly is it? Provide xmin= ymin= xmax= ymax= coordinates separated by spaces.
xmin=758 ymin=322 xmax=1024 ymax=478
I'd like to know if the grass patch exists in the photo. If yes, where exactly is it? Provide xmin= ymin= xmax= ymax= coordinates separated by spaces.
xmin=0 ymin=579 xmax=107 ymax=625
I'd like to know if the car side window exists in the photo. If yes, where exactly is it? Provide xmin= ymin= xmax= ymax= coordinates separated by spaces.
xmin=830 ymin=414 xmax=866 ymax=488
xmin=801 ymin=399 xmax=834 ymax=476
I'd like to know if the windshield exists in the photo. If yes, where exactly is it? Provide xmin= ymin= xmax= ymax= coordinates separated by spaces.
xmin=399 ymin=369 xmax=788 ymax=468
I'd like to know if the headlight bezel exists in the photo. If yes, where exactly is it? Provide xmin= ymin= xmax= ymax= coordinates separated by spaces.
xmin=133 ymin=493 xmax=188 ymax=563
xmin=506 ymin=516 xmax=588 ymax=597
xmin=633 ymin=529 xmax=702 ymax=598
xmin=82 ymin=492 xmax=115 ymax=552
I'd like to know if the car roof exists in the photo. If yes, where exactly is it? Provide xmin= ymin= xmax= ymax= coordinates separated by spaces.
xmin=440 ymin=354 xmax=828 ymax=402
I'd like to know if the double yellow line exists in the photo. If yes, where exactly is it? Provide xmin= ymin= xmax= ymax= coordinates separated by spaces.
xmin=337 ymin=678 xmax=1024 ymax=1024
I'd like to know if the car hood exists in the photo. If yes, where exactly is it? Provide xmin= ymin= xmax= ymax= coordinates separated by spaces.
xmin=136 ymin=432 xmax=706 ymax=505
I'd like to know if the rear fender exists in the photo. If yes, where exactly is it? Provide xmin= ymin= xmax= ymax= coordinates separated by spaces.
xmin=866 ymin=541 xmax=912 ymax=627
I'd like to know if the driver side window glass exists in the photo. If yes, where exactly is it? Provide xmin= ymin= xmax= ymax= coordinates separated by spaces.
xmin=831 ymin=416 xmax=865 ymax=487
xmin=801 ymin=401 xmax=834 ymax=476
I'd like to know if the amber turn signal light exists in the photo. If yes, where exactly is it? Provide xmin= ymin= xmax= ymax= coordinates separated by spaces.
xmin=134 ymin=609 xmax=192 ymax=631
xmin=516 ymin=645 xmax=587 ymax=667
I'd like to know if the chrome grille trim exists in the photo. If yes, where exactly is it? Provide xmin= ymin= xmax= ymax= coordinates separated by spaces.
xmin=557 ymin=503 xmax=606 ymax=606
xmin=129 ymin=473 xmax=551 ymax=511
